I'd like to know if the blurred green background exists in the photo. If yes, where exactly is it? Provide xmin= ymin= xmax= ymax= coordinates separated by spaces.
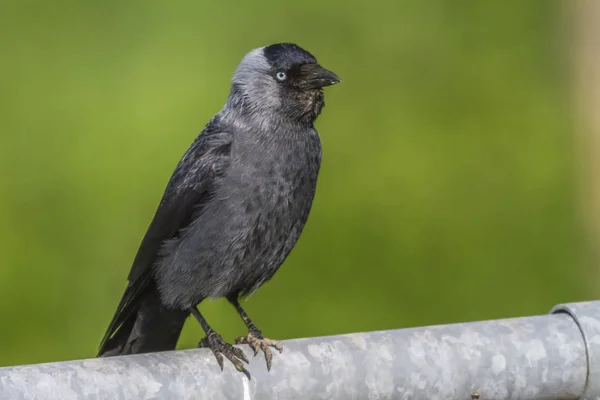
xmin=0 ymin=0 xmax=590 ymax=367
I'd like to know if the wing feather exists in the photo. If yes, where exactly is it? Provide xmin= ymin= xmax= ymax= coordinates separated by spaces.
xmin=98 ymin=127 xmax=232 ymax=353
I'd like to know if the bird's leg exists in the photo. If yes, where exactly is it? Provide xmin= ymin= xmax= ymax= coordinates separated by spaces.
xmin=190 ymin=306 xmax=249 ymax=375
xmin=228 ymin=297 xmax=283 ymax=371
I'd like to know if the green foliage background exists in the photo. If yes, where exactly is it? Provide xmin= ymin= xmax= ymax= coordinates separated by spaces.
xmin=0 ymin=0 xmax=589 ymax=367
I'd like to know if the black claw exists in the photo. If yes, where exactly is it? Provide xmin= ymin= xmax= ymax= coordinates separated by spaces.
xmin=197 ymin=332 xmax=249 ymax=374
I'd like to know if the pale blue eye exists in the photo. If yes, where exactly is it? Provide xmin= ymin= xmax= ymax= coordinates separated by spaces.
xmin=276 ymin=71 xmax=287 ymax=81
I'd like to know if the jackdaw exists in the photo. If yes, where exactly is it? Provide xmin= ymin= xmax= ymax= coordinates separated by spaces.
xmin=98 ymin=43 xmax=340 ymax=374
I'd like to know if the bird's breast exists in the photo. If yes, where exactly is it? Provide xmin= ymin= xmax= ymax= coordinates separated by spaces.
xmin=229 ymin=131 xmax=321 ymax=218
xmin=164 ymin=129 xmax=322 ymax=301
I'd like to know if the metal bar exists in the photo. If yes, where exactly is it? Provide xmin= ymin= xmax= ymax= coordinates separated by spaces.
xmin=0 ymin=301 xmax=597 ymax=400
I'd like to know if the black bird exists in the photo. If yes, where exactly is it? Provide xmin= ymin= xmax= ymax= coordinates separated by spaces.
xmin=98 ymin=43 xmax=340 ymax=373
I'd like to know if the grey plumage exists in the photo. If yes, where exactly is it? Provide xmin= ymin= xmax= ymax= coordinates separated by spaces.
xmin=98 ymin=43 xmax=340 ymax=373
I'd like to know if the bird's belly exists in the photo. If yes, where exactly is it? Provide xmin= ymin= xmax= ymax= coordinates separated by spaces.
xmin=155 ymin=146 xmax=320 ymax=308
xmin=219 ymin=179 xmax=314 ymax=296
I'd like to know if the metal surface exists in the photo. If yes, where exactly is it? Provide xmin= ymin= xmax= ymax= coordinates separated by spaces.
xmin=0 ymin=302 xmax=597 ymax=400
xmin=551 ymin=301 xmax=600 ymax=400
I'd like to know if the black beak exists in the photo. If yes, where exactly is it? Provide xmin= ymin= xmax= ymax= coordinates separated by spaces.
xmin=299 ymin=64 xmax=341 ymax=90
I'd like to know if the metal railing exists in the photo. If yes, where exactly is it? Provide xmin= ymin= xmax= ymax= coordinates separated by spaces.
xmin=0 ymin=301 xmax=598 ymax=399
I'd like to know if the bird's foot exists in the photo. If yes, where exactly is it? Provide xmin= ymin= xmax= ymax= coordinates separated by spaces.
xmin=198 ymin=331 xmax=249 ymax=375
xmin=235 ymin=328 xmax=283 ymax=371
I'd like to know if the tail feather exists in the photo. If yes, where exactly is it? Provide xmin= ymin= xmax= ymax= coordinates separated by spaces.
xmin=99 ymin=284 xmax=189 ymax=356
xmin=98 ymin=311 xmax=137 ymax=357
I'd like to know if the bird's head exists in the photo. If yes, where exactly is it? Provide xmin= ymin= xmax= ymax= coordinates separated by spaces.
xmin=228 ymin=43 xmax=341 ymax=125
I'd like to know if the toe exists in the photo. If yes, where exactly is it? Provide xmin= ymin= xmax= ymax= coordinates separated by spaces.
xmin=249 ymin=339 xmax=260 ymax=356
xmin=262 ymin=344 xmax=273 ymax=371
xmin=213 ymin=351 xmax=224 ymax=371
xmin=232 ymin=359 xmax=247 ymax=373
xmin=272 ymin=340 xmax=283 ymax=353
xmin=233 ymin=346 xmax=249 ymax=364
xmin=222 ymin=349 xmax=248 ymax=374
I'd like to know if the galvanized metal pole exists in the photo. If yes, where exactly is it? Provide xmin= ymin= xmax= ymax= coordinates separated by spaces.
xmin=0 ymin=301 xmax=599 ymax=400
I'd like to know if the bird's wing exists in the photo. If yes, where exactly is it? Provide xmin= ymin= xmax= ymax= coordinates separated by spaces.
xmin=99 ymin=126 xmax=233 ymax=351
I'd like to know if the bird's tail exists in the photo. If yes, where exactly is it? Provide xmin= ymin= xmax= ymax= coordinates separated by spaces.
xmin=98 ymin=285 xmax=189 ymax=357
